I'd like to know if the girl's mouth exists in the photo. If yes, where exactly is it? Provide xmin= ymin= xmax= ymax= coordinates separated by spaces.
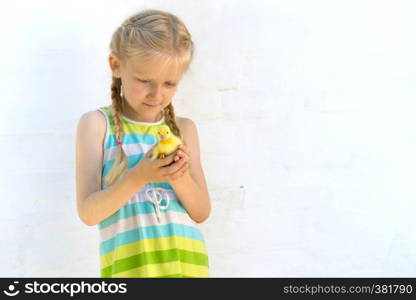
xmin=144 ymin=103 xmax=159 ymax=108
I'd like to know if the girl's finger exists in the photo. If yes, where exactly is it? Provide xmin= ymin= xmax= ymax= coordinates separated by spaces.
xmin=174 ymin=152 xmax=184 ymax=161
xmin=179 ymin=145 xmax=190 ymax=156
xmin=147 ymin=144 xmax=157 ymax=157
xmin=182 ymin=163 xmax=189 ymax=174
xmin=171 ymin=162 xmax=189 ymax=180
xmin=174 ymin=159 xmax=188 ymax=173
xmin=178 ymin=143 xmax=189 ymax=152
xmin=176 ymin=149 xmax=190 ymax=160
xmin=166 ymin=156 xmax=188 ymax=174
xmin=158 ymin=151 xmax=177 ymax=167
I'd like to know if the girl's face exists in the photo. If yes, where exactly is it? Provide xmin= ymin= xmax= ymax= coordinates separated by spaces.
xmin=109 ymin=53 xmax=186 ymax=122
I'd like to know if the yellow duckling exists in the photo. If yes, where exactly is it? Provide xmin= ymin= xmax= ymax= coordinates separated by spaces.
xmin=151 ymin=124 xmax=183 ymax=160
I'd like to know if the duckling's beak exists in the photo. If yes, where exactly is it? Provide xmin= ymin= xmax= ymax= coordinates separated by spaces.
xmin=160 ymin=135 xmax=167 ymax=141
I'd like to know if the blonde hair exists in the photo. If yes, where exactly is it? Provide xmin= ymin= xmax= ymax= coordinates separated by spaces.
xmin=105 ymin=9 xmax=194 ymax=186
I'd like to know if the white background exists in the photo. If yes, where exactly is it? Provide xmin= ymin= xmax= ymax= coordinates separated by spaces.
xmin=0 ymin=0 xmax=415 ymax=277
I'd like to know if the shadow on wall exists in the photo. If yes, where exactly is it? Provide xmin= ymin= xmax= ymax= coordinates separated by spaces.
xmin=198 ymin=185 xmax=247 ymax=241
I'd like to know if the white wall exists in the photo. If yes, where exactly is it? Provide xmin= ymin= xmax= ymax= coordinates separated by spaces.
xmin=1 ymin=0 xmax=415 ymax=277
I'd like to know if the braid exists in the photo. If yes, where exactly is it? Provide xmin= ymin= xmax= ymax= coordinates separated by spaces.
xmin=111 ymin=78 xmax=124 ymax=144
xmin=104 ymin=77 xmax=128 ymax=186
xmin=164 ymin=103 xmax=182 ymax=140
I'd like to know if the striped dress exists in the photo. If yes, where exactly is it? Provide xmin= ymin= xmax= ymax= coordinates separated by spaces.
xmin=96 ymin=105 xmax=209 ymax=278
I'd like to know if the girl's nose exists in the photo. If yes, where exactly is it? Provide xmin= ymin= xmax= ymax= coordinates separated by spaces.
xmin=149 ymin=84 xmax=163 ymax=99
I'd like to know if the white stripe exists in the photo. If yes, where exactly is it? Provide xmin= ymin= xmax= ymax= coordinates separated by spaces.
xmin=102 ymin=179 xmax=176 ymax=199
xmin=130 ymin=188 xmax=177 ymax=204
xmin=122 ymin=113 xmax=165 ymax=125
xmin=101 ymin=143 xmax=154 ymax=189
xmin=103 ymin=142 xmax=155 ymax=162
xmin=99 ymin=209 xmax=197 ymax=243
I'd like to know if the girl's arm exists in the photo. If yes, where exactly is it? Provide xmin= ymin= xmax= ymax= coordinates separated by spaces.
xmin=76 ymin=111 xmax=146 ymax=226
xmin=170 ymin=119 xmax=211 ymax=223
xmin=80 ymin=172 xmax=146 ymax=227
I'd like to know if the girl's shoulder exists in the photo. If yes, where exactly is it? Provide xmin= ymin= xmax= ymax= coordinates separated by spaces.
xmin=80 ymin=109 xmax=107 ymax=133
xmin=176 ymin=116 xmax=199 ymax=145
xmin=176 ymin=115 xmax=186 ymax=130
xmin=77 ymin=109 xmax=107 ymax=151
xmin=176 ymin=116 xmax=192 ymax=134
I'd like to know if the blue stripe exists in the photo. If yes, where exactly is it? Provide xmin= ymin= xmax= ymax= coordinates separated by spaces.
xmin=99 ymin=223 xmax=205 ymax=255
xmin=102 ymin=153 xmax=145 ymax=177
xmin=103 ymin=154 xmax=175 ymax=177
xmin=98 ymin=198 xmax=187 ymax=230
xmin=145 ymin=182 xmax=174 ymax=190
xmin=105 ymin=133 xmax=158 ymax=150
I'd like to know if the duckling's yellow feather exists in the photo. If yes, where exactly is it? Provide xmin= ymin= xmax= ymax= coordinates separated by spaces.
xmin=151 ymin=125 xmax=183 ymax=160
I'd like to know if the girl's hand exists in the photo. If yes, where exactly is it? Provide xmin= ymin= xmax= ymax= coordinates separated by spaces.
xmin=173 ymin=144 xmax=190 ymax=163
xmin=170 ymin=143 xmax=191 ymax=182
xmin=129 ymin=144 xmax=189 ymax=184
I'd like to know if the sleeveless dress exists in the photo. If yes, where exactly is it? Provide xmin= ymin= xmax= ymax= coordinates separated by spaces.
xmin=96 ymin=105 xmax=209 ymax=278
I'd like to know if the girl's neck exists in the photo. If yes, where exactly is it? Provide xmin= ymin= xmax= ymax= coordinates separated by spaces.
xmin=120 ymin=103 xmax=163 ymax=123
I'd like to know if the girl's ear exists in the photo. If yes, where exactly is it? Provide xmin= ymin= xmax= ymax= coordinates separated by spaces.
xmin=109 ymin=54 xmax=121 ymax=78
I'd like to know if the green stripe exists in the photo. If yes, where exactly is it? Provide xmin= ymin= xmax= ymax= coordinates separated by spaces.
xmin=101 ymin=249 xmax=209 ymax=277
xmin=153 ymin=274 xmax=197 ymax=278
xmin=101 ymin=272 xmax=198 ymax=278
xmin=99 ymin=106 xmax=166 ymax=135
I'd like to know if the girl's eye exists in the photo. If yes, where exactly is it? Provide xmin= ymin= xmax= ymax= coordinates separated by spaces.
xmin=136 ymin=78 xmax=175 ymax=87
xmin=137 ymin=78 xmax=149 ymax=83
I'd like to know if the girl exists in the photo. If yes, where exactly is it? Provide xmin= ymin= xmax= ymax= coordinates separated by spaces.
xmin=75 ymin=8 xmax=211 ymax=278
